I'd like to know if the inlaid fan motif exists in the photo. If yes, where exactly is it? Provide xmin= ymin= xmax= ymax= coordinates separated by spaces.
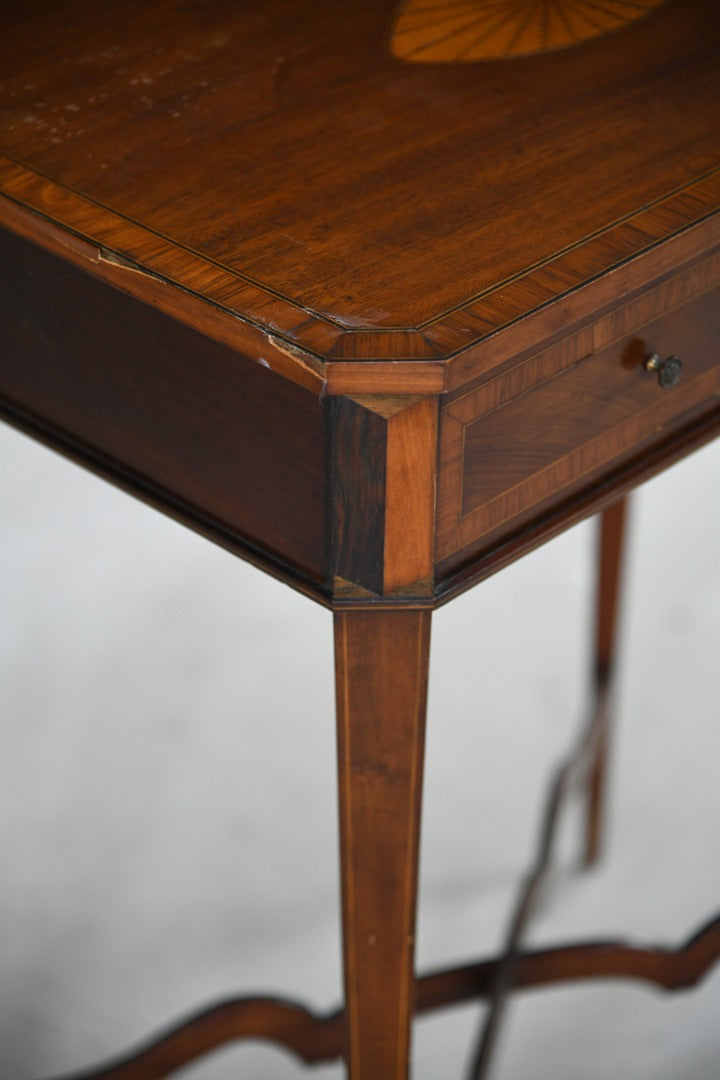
xmin=390 ymin=0 xmax=668 ymax=62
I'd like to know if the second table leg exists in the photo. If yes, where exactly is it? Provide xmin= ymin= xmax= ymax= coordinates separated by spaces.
xmin=585 ymin=496 xmax=629 ymax=865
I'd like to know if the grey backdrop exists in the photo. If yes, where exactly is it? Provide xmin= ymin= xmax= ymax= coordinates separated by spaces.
xmin=1 ymin=420 xmax=719 ymax=1079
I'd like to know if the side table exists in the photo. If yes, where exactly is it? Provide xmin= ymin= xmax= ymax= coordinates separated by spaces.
xmin=2 ymin=1 xmax=720 ymax=1076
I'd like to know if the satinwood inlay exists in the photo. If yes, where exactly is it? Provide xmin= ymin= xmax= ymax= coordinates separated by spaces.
xmin=390 ymin=0 xmax=668 ymax=62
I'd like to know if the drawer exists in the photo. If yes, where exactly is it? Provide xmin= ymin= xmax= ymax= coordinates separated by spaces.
xmin=437 ymin=268 xmax=720 ymax=565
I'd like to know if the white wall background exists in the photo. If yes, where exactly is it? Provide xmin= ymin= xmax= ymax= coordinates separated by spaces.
xmin=1 ymin=420 xmax=719 ymax=1079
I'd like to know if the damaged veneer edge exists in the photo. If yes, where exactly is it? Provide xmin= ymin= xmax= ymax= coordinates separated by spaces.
xmin=0 ymin=191 xmax=329 ymax=395
xmin=0 ymin=192 xmax=448 ymax=399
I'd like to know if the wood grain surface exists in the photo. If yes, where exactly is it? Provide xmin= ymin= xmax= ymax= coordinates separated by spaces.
xmin=1 ymin=0 xmax=719 ymax=387
xmin=332 ymin=395 xmax=437 ymax=598
xmin=334 ymin=609 xmax=430 ymax=1078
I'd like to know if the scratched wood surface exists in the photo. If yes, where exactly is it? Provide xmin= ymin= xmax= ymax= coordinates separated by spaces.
xmin=1 ymin=0 xmax=719 ymax=385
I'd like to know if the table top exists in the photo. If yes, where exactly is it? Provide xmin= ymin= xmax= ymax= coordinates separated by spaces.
xmin=2 ymin=0 xmax=719 ymax=393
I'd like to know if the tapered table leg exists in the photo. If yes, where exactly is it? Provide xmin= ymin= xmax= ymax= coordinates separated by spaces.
xmin=585 ymin=496 xmax=629 ymax=866
xmin=334 ymin=608 xmax=431 ymax=1080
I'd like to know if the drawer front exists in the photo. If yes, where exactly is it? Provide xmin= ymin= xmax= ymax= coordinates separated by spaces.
xmin=437 ymin=266 xmax=720 ymax=564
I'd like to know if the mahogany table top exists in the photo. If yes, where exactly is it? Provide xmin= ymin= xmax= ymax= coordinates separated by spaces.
xmin=2 ymin=0 xmax=720 ymax=393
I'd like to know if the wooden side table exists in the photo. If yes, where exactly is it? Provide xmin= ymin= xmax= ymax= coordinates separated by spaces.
xmin=2 ymin=1 xmax=720 ymax=1076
